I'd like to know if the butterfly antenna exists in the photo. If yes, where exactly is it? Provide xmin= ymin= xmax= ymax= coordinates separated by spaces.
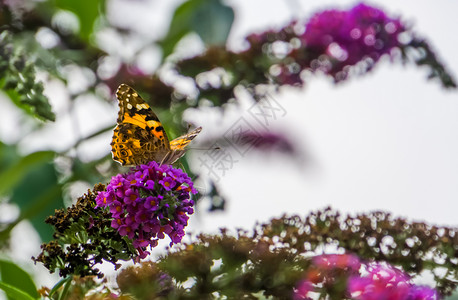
xmin=188 ymin=146 xmax=221 ymax=151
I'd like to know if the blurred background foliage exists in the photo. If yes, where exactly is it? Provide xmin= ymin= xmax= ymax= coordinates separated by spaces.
xmin=0 ymin=0 xmax=234 ymax=299
xmin=1 ymin=0 xmax=455 ymax=245
xmin=0 ymin=0 xmax=238 ymax=296
xmin=0 ymin=0 xmax=457 ymax=299
xmin=0 ymin=0 xmax=236 ymax=246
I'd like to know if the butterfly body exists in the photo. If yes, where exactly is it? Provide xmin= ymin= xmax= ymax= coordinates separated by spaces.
xmin=111 ymin=84 xmax=201 ymax=166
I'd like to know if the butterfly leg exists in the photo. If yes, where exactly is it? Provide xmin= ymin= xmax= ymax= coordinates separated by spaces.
xmin=159 ymin=154 xmax=167 ymax=166
xmin=159 ymin=150 xmax=175 ymax=166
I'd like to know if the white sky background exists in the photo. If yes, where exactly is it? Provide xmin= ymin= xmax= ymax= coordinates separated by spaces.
xmin=102 ymin=0 xmax=458 ymax=232
xmin=1 ymin=0 xmax=458 ymax=290
xmin=186 ymin=0 xmax=458 ymax=231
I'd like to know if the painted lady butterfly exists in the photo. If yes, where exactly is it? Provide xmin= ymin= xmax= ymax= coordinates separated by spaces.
xmin=111 ymin=84 xmax=202 ymax=166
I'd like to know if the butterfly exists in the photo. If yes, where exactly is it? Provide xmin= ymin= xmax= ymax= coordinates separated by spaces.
xmin=111 ymin=84 xmax=202 ymax=166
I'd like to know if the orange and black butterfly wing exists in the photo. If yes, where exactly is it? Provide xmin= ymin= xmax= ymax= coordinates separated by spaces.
xmin=111 ymin=84 xmax=171 ymax=166
xmin=164 ymin=126 xmax=202 ymax=165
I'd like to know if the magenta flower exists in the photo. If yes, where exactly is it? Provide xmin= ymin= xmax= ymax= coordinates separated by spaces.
xmin=111 ymin=218 xmax=122 ymax=230
xmin=348 ymin=263 xmax=438 ymax=300
xmin=123 ymin=188 xmax=138 ymax=205
xmin=144 ymin=195 xmax=161 ymax=211
xmin=159 ymin=177 xmax=176 ymax=191
xmin=118 ymin=225 xmax=135 ymax=239
xmin=295 ymin=254 xmax=439 ymax=300
xmin=293 ymin=280 xmax=313 ymax=300
xmin=407 ymin=286 xmax=439 ymax=300
xmin=109 ymin=201 xmax=123 ymax=218
xmin=312 ymin=253 xmax=361 ymax=272
xmin=95 ymin=161 xmax=197 ymax=260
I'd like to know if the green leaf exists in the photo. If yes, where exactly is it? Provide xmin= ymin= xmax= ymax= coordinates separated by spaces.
xmin=10 ymin=162 xmax=63 ymax=242
xmin=55 ymin=0 xmax=105 ymax=42
xmin=0 ymin=31 xmax=56 ymax=122
xmin=0 ymin=282 xmax=36 ymax=300
xmin=0 ymin=148 xmax=55 ymax=196
xmin=48 ymin=276 xmax=71 ymax=299
xmin=0 ymin=260 xmax=39 ymax=300
xmin=445 ymin=290 xmax=458 ymax=300
xmin=3 ymin=84 xmax=55 ymax=122
xmin=159 ymin=0 xmax=234 ymax=59
xmin=0 ymin=143 xmax=60 ymax=242
xmin=191 ymin=0 xmax=234 ymax=46
xmin=57 ymin=276 xmax=72 ymax=300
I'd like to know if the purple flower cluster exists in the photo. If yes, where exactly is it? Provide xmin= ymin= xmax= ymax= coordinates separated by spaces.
xmin=303 ymin=3 xmax=403 ymax=64
xmin=294 ymin=254 xmax=362 ymax=300
xmin=294 ymin=254 xmax=439 ymax=300
xmin=300 ymin=3 xmax=404 ymax=81
xmin=95 ymin=161 xmax=197 ymax=259
xmin=298 ymin=3 xmax=405 ymax=82
xmin=246 ymin=3 xmax=406 ymax=85
xmin=348 ymin=263 xmax=439 ymax=300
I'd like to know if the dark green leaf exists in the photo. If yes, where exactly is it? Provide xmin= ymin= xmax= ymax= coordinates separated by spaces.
xmin=0 ymin=149 xmax=55 ymax=196
xmin=10 ymin=162 xmax=63 ymax=242
xmin=48 ymin=276 xmax=71 ymax=299
xmin=159 ymin=0 xmax=234 ymax=59
xmin=3 ymin=86 xmax=55 ymax=122
xmin=191 ymin=0 xmax=234 ymax=46
xmin=0 ymin=282 xmax=36 ymax=300
xmin=0 ymin=260 xmax=39 ymax=300
xmin=0 ymin=31 xmax=56 ymax=121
